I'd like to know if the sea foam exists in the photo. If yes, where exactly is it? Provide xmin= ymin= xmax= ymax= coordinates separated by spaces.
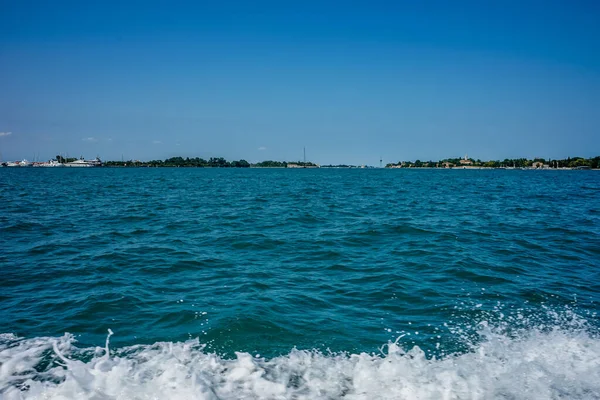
xmin=1 ymin=319 xmax=599 ymax=400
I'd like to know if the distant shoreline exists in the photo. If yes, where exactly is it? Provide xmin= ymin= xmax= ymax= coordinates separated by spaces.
xmin=3 ymin=166 xmax=598 ymax=171
xmin=2 ymin=155 xmax=599 ymax=170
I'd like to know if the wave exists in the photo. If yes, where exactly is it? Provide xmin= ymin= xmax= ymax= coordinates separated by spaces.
xmin=2 ymin=315 xmax=599 ymax=400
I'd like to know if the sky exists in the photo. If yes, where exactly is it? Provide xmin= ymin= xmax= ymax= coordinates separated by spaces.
xmin=0 ymin=1 xmax=599 ymax=165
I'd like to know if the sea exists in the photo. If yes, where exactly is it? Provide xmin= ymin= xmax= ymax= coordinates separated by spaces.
xmin=1 ymin=168 xmax=599 ymax=399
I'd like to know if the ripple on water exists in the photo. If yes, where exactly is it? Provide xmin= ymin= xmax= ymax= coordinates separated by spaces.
xmin=0 ymin=168 xmax=598 ymax=361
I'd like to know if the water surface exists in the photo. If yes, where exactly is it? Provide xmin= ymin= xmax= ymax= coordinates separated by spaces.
xmin=1 ymin=169 xmax=599 ymax=399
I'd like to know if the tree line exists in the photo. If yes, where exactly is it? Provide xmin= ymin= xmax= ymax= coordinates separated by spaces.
xmin=103 ymin=158 xmax=316 ymax=168
xmin=386 ymin=156 xmax=600 ymax=169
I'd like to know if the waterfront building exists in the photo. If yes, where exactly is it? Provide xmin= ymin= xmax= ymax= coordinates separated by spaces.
xmin=459 ymin=154 xmax=472 ymax=165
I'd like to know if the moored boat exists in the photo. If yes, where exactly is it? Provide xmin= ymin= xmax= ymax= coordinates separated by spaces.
xmin=39 ymin=160 xmax=65 ymax=167
xmin=64 ymin=157 xmax=103 ymax=167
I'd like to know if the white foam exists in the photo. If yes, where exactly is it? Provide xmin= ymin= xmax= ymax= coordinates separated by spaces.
xmin=1 ymin=324 xmax=599 ymax=400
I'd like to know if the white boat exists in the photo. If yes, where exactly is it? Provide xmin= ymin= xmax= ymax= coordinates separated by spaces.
xmin=39 ymin=160 xmax=65 ymax=167
xmin=6 ymin=161 xmax=20 ymax=167
xmin=64 ymin=158 xmax=92 ymax=167
xmin=64 ymin=157 xmax=103 ymax=167
xmin=87 ymin=157 xmax=103 ymax=167
xmin=18 ymin=159 xmax=32 ymax=167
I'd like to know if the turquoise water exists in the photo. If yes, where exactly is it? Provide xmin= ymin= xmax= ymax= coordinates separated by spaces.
xmin=1 ymin=169 xmax=599 ymax=399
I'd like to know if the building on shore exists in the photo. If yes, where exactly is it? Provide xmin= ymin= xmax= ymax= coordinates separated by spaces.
xmin=459 ymin=154 xmax=472 ymax=166
xmin=531 ymin=162 xmax=551 ymax=169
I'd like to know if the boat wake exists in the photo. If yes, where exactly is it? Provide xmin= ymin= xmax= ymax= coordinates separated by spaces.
xmin=1 ymin=313 xmax=599 ymax=399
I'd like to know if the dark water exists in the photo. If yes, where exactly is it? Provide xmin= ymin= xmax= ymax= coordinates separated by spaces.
xmin=1 ymin=169 xmax=599 ymax=399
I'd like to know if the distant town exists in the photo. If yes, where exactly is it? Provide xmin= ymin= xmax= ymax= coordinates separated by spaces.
xmin=1 ymin=154 xmax=599 ymax=169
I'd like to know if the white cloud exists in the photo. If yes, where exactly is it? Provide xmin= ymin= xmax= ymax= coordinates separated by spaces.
xmin=152 ymin=140 xmax=162 ymax=144
xmin=0 ymin=131 xmax=12 ymax=137
xmin=258 ymin=146 xmax=267 ymax=151
xmin=82 ymin=137 xmax=98 ymax=142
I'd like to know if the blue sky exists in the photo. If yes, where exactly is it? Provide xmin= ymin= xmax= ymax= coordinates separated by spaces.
xmin=1 ymin=1 xmax=599 ymax=164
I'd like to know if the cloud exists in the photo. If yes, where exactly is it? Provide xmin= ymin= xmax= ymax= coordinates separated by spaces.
xmin=82 ymin=137 xmax=98 ymax=142
xmin=152 ymin=140 xmax=162 ymax=144
xmin=0 ymin=131 xmax=12 ymax=137
xmin=107 ymin=138 xmax=113 ymax=142
xmin=258 ymin=146 xmax=267 ymax=151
